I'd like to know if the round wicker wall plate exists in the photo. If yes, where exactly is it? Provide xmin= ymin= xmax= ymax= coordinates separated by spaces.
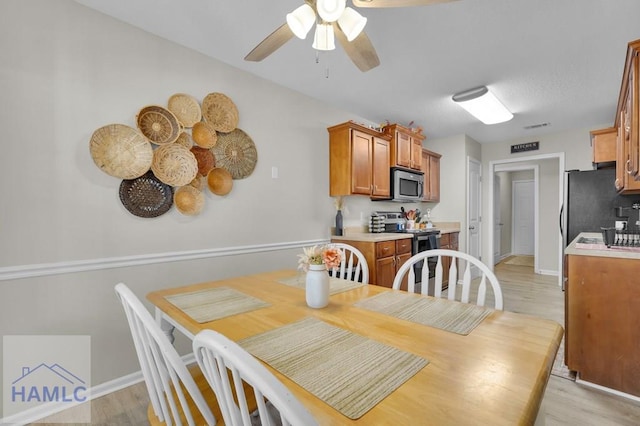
xmin=175 ymin=131 xmax=193 ymax=149
xmin=190 ymin=146 xmax=216 ymax=176
xmin=211 ymin=128 xmax=257 ymax=179
xmin=174 ymin=185 xmax=205 ymax=216
xmin=119 ymin=171 xmax=174 ymax=218
xmin=207 ymin=167 xmax=233 ymax=196
xmin=192 ymin=121 xmax=217 ymax=148
xmin=167 ymin=93 xmax=202 ymax=128
xmin=90 ymin=124 xmax=153 ymax=179
xmin=136 ymin=105 xmax=181 ymax=145
xmin=202 ymin=92 xmax=239 ymax=133
xmin=151 ymin=144 xmax=198 ymax=187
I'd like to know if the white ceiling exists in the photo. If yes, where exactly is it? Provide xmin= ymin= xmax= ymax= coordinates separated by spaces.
xmin=75 ymin=0 xmax=640 ymax=143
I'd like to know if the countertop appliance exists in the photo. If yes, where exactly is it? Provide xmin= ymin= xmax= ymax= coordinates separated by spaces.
xmin=390 ymin=168 xmax=424 ymax=202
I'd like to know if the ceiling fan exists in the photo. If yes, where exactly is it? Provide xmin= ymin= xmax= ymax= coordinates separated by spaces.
xmin=244 ymin=0 xmax=457 ymax=72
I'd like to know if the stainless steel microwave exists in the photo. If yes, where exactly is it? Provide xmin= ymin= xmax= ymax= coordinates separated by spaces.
xmin=391 ymin=168 xmax=424 ymax=202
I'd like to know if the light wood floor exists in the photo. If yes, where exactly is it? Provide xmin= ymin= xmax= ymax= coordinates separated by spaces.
xmin=33 ymin=259 xmax=640 ymax=425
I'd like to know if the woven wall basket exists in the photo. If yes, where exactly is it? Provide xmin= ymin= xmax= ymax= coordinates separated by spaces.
xmin=90 ymin=124 xmax=153 ymax=179
xmin=207 ymin=167 xmax=233 ymax=196
xmin=174 ymin=185 xmax=205 ymax=216
xmin=167 ymin=93 xmax=202 ymax=128
xmin=202 ymin=92 xmax=239 ymax=133
xmin=119 ymin=171 xmax=174 ymax=218
xmin=175 ymin=131 xmax=194 ymax=149
xmin=192 ymin=121 xmax=218 ymax=149
xmin=190 ymin=146 xmax=216 ymax=176
xmin=211 ymin=128 xmax=257 ymax=179
xmin=136 ymin=105 xmax=181 ymax=145
xmin=151 ymin=144 xmax=198 ymax=187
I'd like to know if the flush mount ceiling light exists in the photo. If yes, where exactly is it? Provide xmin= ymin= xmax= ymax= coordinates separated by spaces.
xmin=452 ymin=86 xmax=513 ymax=125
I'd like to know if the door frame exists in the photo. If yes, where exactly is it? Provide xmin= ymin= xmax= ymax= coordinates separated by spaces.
xmin=511 ymin=176 xmax=537 ymax=257
xmin=466 ymin=156 xmax=482 ymax=262
xmin=488 ymin=152 xmax=565 ymax=287
xmin=493 ymin=174 xmax=501 ymax=265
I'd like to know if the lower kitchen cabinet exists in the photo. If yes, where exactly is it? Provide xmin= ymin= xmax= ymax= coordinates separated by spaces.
xmin=439 ymin=232 xmax=459 ymax=288
xmin=331 ymin=237 xmax=412 ymax=287
xmin=565 ymin=253 xmax=640 ymax=397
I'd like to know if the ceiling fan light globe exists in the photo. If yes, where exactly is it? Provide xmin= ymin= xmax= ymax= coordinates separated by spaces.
xmin=312 ymin=23 xmax=336 ymax=51
xmin=316 ymin=0 xmax=347 ymax=22
xmin=286 ymin=4 xmax=315 ymax=39
xmin=338 ymin=7 xmax=367 ymax=42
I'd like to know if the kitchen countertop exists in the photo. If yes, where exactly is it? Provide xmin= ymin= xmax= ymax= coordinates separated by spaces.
xmin=331 ymin=233 xmax=413 ymax=243
xmin=565 ymin=232 xmax=640 ymax=259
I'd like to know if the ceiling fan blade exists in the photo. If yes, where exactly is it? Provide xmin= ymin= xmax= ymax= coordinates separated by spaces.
xmin=244 ymin=23 xmax=295 ymax=62
xmin=334 ymin=25 xmax=380 ymax=72
xmin=352 ymin=0 xmax=457 ymax=7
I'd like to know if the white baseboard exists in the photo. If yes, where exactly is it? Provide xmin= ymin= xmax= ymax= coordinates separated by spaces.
xmin=537 ymin=269 xmax=558 ymax=276
xmin=576 ymin=374 xmax=640 ymax=403
xmin=0 ymin=354 xmax=196 ymax=425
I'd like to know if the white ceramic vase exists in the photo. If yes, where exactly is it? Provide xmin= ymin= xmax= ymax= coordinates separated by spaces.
xmin=305 ymin=264 xmax=330 ymax=308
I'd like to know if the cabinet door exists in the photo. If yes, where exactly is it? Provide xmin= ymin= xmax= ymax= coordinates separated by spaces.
xmin=428 ymin=154 xmax=441 ymax=202
xmin=632 ymin=54 xmax=640 ymax=178
xmin=421 ymin=150 xmax=431 ymax=201
xmin=411 ymin=137 xmax=423 ymax=170
xmin=351 ymin=130 xmax=373 ymax=195
xmin=372 ymin=137 xmax=391 ymax=198
xmin=376 ymin=256 xmax=396 ymax=288
xmin=396 ymin=131 xmax=411 ymax=168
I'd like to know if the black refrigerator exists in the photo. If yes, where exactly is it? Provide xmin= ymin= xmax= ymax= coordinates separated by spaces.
xmin=561 ymin=168 xmax=640 ymax=249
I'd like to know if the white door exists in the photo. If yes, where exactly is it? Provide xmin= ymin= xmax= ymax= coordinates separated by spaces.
xmin=467 ymin=158 xmax=481 ymax=277
xmin=493 ymin=175 xmax=502 ymax=264
xmin=513 ymin=180 xmax=535 ymax=255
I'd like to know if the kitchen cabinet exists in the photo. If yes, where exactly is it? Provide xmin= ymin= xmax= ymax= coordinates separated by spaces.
xmin=565 ymin=252 xmax=640 ymax=397
xmin=382 ymin=124 xmax=424 ymax=171
xmin=615 ymin=40 xmax=640 ymax=194
xmin=332 ymin=237 xmax=412 ymax=287
xmin=590 ymin=127 xmax=616 ymax=167
xmin=328 ymin=121 xmax=392 ymax=199
xmin=421 ymin=149 xmax=441 ymax=202
xmin=439 ymin=232 xmax=459 ymax=288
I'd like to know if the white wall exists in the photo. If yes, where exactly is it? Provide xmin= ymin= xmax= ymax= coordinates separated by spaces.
xmin=0 ymin=0 xmax=378 ymax=400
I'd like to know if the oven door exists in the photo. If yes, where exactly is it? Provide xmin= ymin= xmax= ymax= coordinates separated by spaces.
xmin=412 ymin=234 xmax=441 ymax=292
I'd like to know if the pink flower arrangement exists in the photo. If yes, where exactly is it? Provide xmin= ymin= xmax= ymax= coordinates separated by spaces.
xmin=297 ymin=245 xmax=343 ymax=271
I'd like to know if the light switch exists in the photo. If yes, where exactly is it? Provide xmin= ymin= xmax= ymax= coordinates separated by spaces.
xmin=271 ymin=166 xmax=278 ymax=179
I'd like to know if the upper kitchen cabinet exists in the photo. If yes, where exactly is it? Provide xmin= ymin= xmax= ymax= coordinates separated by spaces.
xmin=421 ymin=148 xmax=441 ymax=202
xmin=615 ymin=39 xmax=640 ymax=194
xmin=590 ymin=127 xmax=616 ymax=168
xmin=328 ymin=121 xmax=392 ymax=199
xmin=382 ymin=124 xmax=424 ymax=171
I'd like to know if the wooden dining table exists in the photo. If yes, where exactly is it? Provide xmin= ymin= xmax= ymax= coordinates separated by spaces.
xmin=147 ymin=269 xmax=563 ymax=426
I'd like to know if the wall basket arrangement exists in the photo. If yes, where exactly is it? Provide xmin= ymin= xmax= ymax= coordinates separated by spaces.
xmin=89 ymin=92 xmax=258 ymax=218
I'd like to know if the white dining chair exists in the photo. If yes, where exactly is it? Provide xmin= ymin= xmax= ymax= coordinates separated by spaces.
xmin=115 ymin=283 xmax=222 ymax=426
xmin=193 ymin=329 xmax=318 ymax=426
xmin=328 ymin=242 xmax=369 ymax=284
xmin=392 ymin=249 xmax=504 ymax=310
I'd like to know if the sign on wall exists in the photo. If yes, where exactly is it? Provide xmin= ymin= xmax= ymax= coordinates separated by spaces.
xmin=511 ymin=141 xmax=539 ymax=154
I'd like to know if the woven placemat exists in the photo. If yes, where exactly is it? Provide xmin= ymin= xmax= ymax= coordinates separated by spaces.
xmin=277 ymin=274 xmax=366 ymax=295
xmin=239 ymin=317 xmax=428 ymax=419
xmin=164 ymin=287 xmax=270 ymax=323
xmin=354 ymin=292 xmax=493 ymax=335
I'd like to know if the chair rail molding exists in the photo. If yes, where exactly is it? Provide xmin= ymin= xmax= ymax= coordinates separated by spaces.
xmin=0 ymin=239 xmax=329 ymax=282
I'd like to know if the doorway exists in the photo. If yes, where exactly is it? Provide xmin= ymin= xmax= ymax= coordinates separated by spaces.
xmin=488 ymin=153 xmax=565 ymax=287
xmin=513 ymin=180 xmax=535 ymax=255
